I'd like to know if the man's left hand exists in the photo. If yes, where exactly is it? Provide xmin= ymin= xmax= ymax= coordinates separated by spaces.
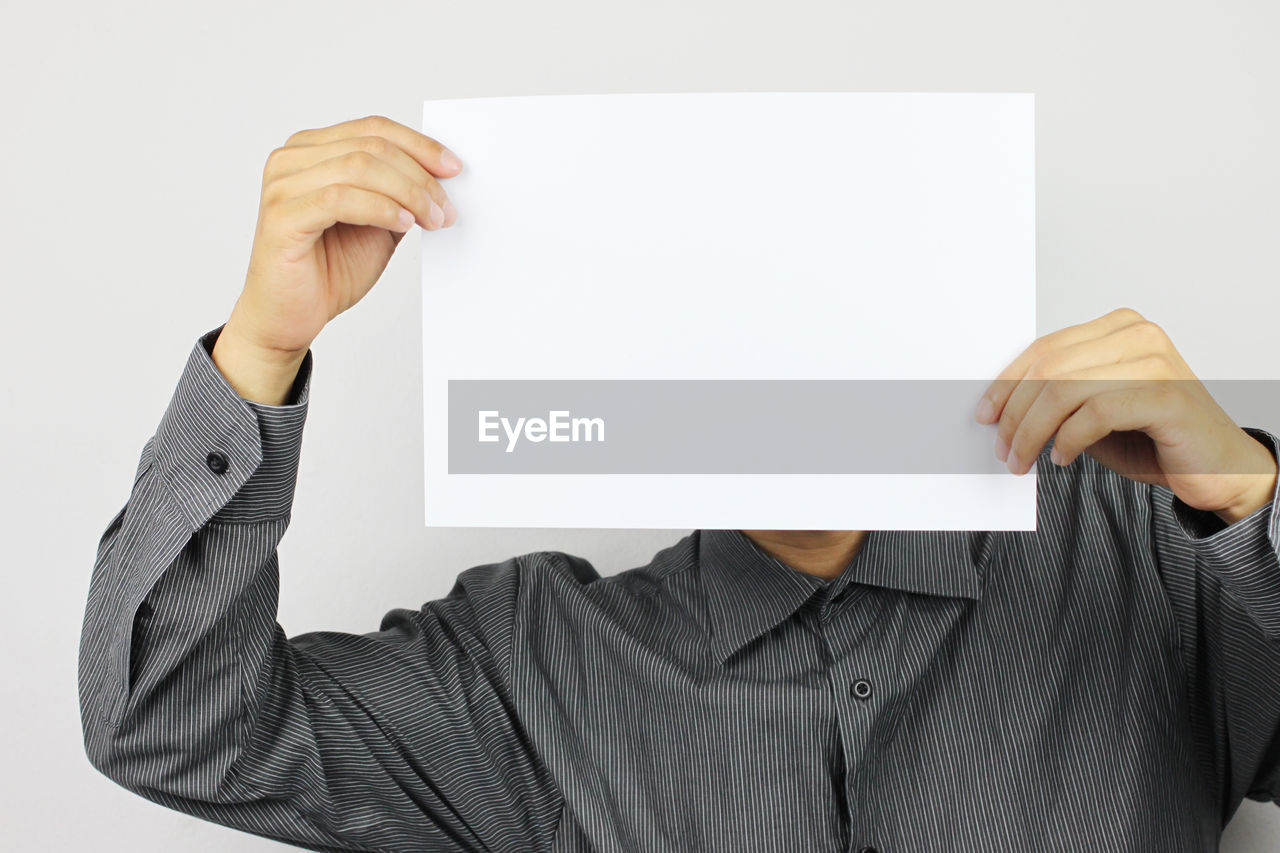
xmin=974 ymin=306 xmax=1278 ymax=526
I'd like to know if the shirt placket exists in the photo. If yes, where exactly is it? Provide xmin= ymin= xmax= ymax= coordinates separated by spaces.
xmin=820 ymin=584 xmax=892 ymax=853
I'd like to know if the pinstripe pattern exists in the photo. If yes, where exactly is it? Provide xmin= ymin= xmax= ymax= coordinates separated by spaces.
xmin=80 ymin=324 xmax=1280 ymax=852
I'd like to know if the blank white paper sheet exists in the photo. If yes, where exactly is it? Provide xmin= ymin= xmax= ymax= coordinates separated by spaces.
xmin=421 ymin=92 xmax=1036 ymax=529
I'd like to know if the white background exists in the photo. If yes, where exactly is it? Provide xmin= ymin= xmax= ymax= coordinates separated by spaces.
xmin=2 ymin=0 xmax=1278 ymax=849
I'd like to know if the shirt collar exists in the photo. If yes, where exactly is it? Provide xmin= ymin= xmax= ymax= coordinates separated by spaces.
xmin=697 ymin=529 xmax=989 ymax=664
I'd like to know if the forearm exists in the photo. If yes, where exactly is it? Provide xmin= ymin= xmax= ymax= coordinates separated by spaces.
xmin=1148 ymin=426 xmax=1280 ymax=808
xmin=80 ymin=326 xmax=311 ymax=795
xmin=79 ymin=464 xmax=290 ymax=801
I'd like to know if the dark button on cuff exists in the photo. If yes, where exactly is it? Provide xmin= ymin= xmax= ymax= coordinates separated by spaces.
xmin=857 ymin=846 xmax=879 ymax=853
xmin=137 ymin=601 xmax=153 ymax=620
xmin=206 ymin=450 xmax=229 ymax=475
xmin=851 ymin=678 xmax=873 ymax=700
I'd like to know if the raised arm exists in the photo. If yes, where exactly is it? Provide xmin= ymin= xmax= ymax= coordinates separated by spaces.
xmin=79 ymin=116 xmax=564 ymax=850
xmin=1150 ymin=426 xmax=1280 ymax=820
xmin=79 ymin=328 xmax=562 ymax=849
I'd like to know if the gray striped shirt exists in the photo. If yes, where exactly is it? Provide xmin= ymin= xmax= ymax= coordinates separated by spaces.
xmin=79 ymin=325 xmax=1280 ymax=852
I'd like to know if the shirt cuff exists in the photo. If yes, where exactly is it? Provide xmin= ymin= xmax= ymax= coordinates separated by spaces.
xmin=1171 ymin=425 xmax=1280 ymax=637
xmin=152 ymin=324 xmax=313 ymax=528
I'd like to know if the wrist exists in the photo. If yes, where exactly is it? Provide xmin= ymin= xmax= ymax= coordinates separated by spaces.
xmin=220 ymin=305 xmax=312 ymax=364
xmin=1215 ymin=479 xmax=1275 ymax=526
xmin=211 ymin=320 xmax=309 ymax=406
xmin=1212 ymin=439 xmax=1278 ymax=526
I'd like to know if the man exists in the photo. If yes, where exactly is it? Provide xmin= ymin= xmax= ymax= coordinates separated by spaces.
xmin=79 ymin=115 xmax=1280 ymax=852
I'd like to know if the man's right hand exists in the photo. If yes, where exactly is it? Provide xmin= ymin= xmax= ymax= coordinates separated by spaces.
xmin=212 ymin=115 xmax=462 ymax=404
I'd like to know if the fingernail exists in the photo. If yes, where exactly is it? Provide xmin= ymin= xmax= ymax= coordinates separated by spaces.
xmin=974 ymin=397 xmax=995 ymax=423
xmin=396 ymin=208 xmax=415 ymax=231
xmin=1050 ymin=446 xmax=1063 ymax=466
xmin=994 ymin=435 xmax=1010 ymax=462
xmin=1007 ymin=449 xmax=1021 ymax=474
xmin=442 ymin=199 xmax=458 ymax=226
xmin=428 ymin=201 xmax=444 ymax=229
xmin=440 ymin=147 xmax=463 ymax=172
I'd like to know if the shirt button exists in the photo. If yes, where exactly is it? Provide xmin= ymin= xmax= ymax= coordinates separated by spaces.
xmin=851 ymin=678 xmax=873 ymax=700
xmin=206 ymin=451 xmax=229 ymax=475
xmin=857 ymin=847 xmax=878 ymax=853
xmin=137 ymin=601 xmax=153 ymax=620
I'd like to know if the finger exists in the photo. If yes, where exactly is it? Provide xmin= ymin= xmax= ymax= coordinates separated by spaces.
xmin=1019 ymin=319 xmax=1174 ymax=382
xmin=1003 ymin=358 xmax=1169 ymax=474
xmin=264 ymin=137 xmax=456 ymax=227
xmin=1050 ymin=386 xmax=1180 ymax=469
xmin=269 ymin=184 xmax=416 ymax=242
xmin=268 ymin=151 xmax=445 ymax=230
xmin=974 ymin=307 xmax=1148 ymax=425
xmin=992 ymin=324 xmax=1178 ymax=463
xmin=284 ymin=115 xmax=463 ymax=179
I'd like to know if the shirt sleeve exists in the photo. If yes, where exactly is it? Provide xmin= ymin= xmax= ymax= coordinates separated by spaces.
xmin=1150 ymin=425 xmax=1280 ymax=819
xmin=78 ymin=325 xmax=564 ymax=852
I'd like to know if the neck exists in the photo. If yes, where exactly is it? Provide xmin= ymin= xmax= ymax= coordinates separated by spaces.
xmin=739 ymin=530 xmax=869 ymax=580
